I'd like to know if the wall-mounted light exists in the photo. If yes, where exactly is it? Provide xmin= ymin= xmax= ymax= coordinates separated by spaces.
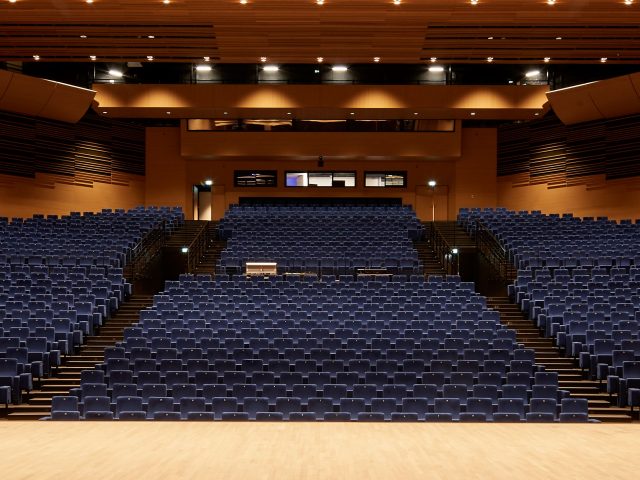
xmin=181 ymin=247 xmax=189 ymax=254
xmin=204 ymin=179 xmax=213 ymax=186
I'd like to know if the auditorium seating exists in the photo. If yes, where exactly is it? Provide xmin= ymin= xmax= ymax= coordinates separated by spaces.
xmin=217 ymin=204 xmax=422 ymax=275
xmin=0 ymin=207 xmax=184 ymax=404
xmin=55 ymin=273 xmax=583 ymax=421
xmin=459 ymin=207 xmax=640 ymax=407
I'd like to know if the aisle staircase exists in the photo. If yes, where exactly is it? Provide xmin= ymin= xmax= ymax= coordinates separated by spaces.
xmin=2 ymin=294 xmax=153 ymax=420
xmin=487 ymin=297 xmax=634 ymax=423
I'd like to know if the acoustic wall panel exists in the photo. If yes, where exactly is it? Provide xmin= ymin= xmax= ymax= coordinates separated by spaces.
xmin=498 ymin=112 xmax=640 ymax=183
xmin=0 ymin=110 xmax=144 ymax=182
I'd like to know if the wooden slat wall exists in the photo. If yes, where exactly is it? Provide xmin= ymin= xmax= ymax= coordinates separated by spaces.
xmin=0 ymin=111 xmax=144 ymax=185
xmin=498 ymin=112 xmax=640 ymax=184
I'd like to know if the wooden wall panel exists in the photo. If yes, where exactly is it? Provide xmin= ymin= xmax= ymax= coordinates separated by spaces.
xmin=498 ymin=112 xmax=640 ymax=185
xmin=0 ymin=111 xmax=145 ymax=185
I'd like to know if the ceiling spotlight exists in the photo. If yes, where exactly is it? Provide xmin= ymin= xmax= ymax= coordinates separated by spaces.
xmin=223 ymin=112 xmax=228 ymax=115
xmin=555 ymin=36 xmax=562 ymax=40
xmin=600 ymin=57 xmax=608 ymax=63
xmin=428 ymin=66 xmax=445 ymax=73
xmin=486 ymin=57 xmax=494 ymax=62
xmin=196 ymin=64 xmax=212 ymax=72
xmin=109 ymin=79 xmax=115 ymax=84
xmin=430 ymin=57 xmax=437 ymax=63
xmin=166 ymin=111 xmax=171 ymax=115
xmin=332 ymin=65 xmax=348 ymax=72
xmin=148 ymin=35 xmax=155 ymax=39
xmin=181 ymin=247 xmax=189 ymax=254
xmin=373 ymin=57 xmax=380 ymax=63
xmin=534 ymin=112 xmax=540 ymax=116
xmin=508 ymin=80 xmax=514 ymax=84
xmin=86 ymin=0 xmax=93 ymax=3
xmin=350 ymin=112 xmax=355 ymax=115
xmin=525 ymin=69 xmax=540 ymax=77
xmin=543 ymin=57 xmax=551 ymax=63
xmin=9 ymin=0 xmax=17 ymax=3
xmin=317 ymin=56 xmax=324 ymax=63
xmin=547 ymin=0 xmax=556 ymax=4
xmin=428 ymin=180 xmax=437 ymax=187
xmin=204 ymin=179 xmax=213 ymax=186
xmin=102 ymin=111 xmax=108 ymax=114
xmin=287 ymin=112 xmax=292 ymax=115
xmin=625 ymin=0 xmax=633 ymax=4
xmin=393 ymin=0 xmax=401 ymax=4
xmin=260 ymin=56 xmax=267 ymax=62
xmin=263 ymin=65 xmax=279 ymax=72
xmin=163 ymin=0 xmax=170 ymax=4
xmin=108 ymin=69 xmax=123 ymax=78
xmin=33 ymin=55 xmax=40 ymax=61
xmin=487 ymin=36 xmax=493 ymax=40
xmin=414 ymin=112 xmax=418 ymax=115
xmin=316 ymin=0 xmax=324 ymax=4
xmin=147 ymin=55 xmax=154 ymax=61
xmin=470 ymin=112 xmax=476 ymax=116
xmin=470 ymin=0 xmax=478 ymax=4
xmin=203 ymin=56 xmax=210 ymax=62
xmin=89 ymin=55 xmax=97 ymax=61
xmin=80 ymin=35 xmax=87 ymax=39
xmin=240 ymin=0 xmax=248 ymax=4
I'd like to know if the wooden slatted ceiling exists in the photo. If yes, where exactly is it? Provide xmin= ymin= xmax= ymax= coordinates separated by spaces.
xmin=498 ymin=112 xmax=640 ymax=185
xmin=1 ymin=1 xmax=640 ymax=63
xmin=0 ymin=111 xmax=144 ymax=183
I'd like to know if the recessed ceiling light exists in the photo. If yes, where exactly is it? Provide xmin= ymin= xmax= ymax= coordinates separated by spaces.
xmin=163 ymin=0 xmax=170 ymax=3
xmin=109 ymin=79 xmax=115 ymax=84
xmin=86 ymin=0 xmax=93 ymax=3
xmin=534 ymin=112 xmax=540 ymax=116
xmin=393 ymin=0 xmax=401 ymax=4
xmin=547 ymin=0 xmax=556 ymax=4
xmin=525 ymin=69 xmax=540 ymax=77
xmin=9 ymin=0 xmax=17 ymax=3
xmin=332 ymin=65 xmax=348 ymax=72
xmin=260 ymin=56 xmax=267 ymax=62
xmin=600 ymin=57 xmax=608 ymax=63
xmin=166 ymin=111 xmax=171 ymax=115
xmin=413 ymin=112 xmax=418 ymax=115
xmin=373 ymin=57 xmax=380 ymax=63
xmin=196 ymin=64 xmax=212 ymax=72
xmin=240 ymin=0 xmax=248 ymax=4
xmin=487 ymin=57 xmax=494 ymax=62
xmin=33 ymin=55 xmax=40 ymax=61
xmin=89 ymin=55 xmax=97 ymax=61
xmin=80 ymin=35 xmax=87 ymax=39
xmin=263 ymin=65 xmax=279 ymax=72
xmin=317 ymin=56 xmax=324 ymax=63
xmin=102 ymin=111 xmax=108 ymax=114
xmin=487 ymin=36 xmax=493 ymax=40
xmin=108 ymin=69 xmax=123 ymax=78
xmin=203 ymin=56 xmax=210 ymax=62
xmin=508 ymin=80 xmax=514 ymax=84
xmin=430 ymin=57 xmax=437 ymax=63
xmin=286 ymin=112 xmax=292 ymax=115
xmin=625 ymin=0 xmax=633 ymax=5
xmin=148 ymin=35 xmax=155 ymax=39
xmin=555 ymin=36 xmax=562 ymax=40
xmin=428 ymin=66 xmax=445 ymax=73
xmin=350 ymin=112 xmax=355 ymax=115
xmin=147 ymin=55 xmax=154 ymax=61
xmin=223 ymin=112 xmax=228 ymax=115
xmin=470 ymin=0 xmax=478 ymax=4
xmin=316 ymin=0 xmax=324 ymax=4
xmin=204 ymin=179 xmax=213 ymax=186
xmin=543 ymin=57 xmax=551 ymax=63
xmin=470 ymin=112 xmax=476 ymax=116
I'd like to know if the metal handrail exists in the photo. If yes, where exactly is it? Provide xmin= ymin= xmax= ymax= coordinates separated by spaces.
xmin=124 ymin=220 xmax=167 ymax=280
xmin=184 ymin=222 xmax=210 ymax=273
xmin=475 ymin=221 xmax=517 ymax=282
xmin=429 ymin=222 xmax=459 ymax=276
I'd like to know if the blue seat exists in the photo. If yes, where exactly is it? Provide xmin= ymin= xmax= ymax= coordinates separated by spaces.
xmin=559 ymin=398 xmax=589 ymax=422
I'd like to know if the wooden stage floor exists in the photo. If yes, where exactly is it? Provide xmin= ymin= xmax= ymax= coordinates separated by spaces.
xmin=1 ymin=422 xmax=637 ymax=479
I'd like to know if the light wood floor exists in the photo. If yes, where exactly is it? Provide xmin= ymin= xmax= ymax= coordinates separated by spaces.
xmin=1 ymin=422 xmax=637 ymax=480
